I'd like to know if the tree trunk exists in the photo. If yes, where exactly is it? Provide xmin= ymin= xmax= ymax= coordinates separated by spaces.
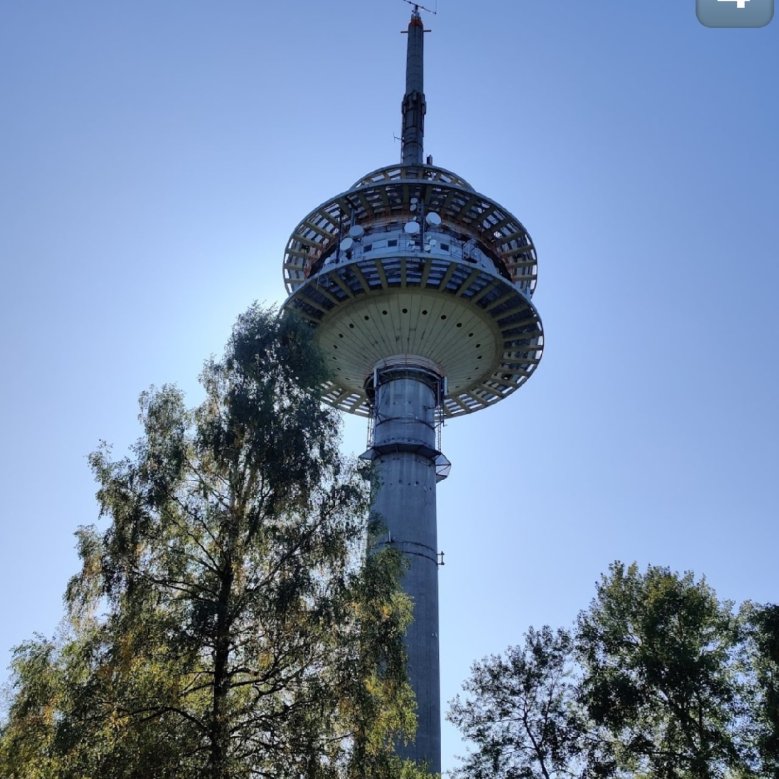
xmin=211 ymin=557 xmax=234 ymax=779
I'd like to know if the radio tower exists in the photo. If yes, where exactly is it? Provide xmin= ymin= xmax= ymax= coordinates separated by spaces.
xmin=282 ymin=6 xmax=543 ymax=773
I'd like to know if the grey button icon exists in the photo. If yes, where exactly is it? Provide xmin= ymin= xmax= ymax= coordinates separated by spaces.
xmin=697 ymin=0 xmax=774 ymax=26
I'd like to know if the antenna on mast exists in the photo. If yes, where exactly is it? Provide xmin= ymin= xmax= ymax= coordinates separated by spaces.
xmin=402 ymin=0 xmax=438 ymax=15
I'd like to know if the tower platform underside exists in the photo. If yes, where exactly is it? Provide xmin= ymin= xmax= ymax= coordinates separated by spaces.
xmin=282 ymin=165 xmax=544 ymax=417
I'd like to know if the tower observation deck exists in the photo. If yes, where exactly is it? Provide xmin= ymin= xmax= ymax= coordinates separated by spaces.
xmin=282 ymin=6 xmax=543 ymax=773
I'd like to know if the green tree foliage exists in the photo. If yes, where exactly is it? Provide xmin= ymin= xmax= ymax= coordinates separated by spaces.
xmin=447 ymin=626 xmax=585 ymax=779
xmin=0 ymin=306 xmax=429 ymax=779
xmin=577 ymin=562 xmax=744 ymax=778
xmin=739 ymin=602 xmax=779 ymax=777
xmin=449 ymin=562 xmax=778 ymax=779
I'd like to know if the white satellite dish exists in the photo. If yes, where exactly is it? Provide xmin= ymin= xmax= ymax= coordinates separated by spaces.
xmin=404 ymin=221 xmax=420 ymax=235
xmin=340 ymin=236 xmax=354 ymax=251
xmin=349 ymin=224 xmax=364 ymax=239
xmin=426 ymin=211 xmax=442 ymax=226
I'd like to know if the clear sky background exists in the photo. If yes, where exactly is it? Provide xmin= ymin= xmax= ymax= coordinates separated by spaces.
xmin=1 ymin=0 xmax=777 ymax=773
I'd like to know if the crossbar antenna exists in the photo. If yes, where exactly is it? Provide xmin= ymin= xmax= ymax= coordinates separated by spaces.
xmin=402 ymin=0 xmax=438 ymax=15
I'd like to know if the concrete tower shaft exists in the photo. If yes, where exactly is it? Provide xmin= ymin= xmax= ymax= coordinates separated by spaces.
xmin=281 ymin=7 xmax=544 ymax=773
xmin=365 ymin=361 xmax=443 ymax=770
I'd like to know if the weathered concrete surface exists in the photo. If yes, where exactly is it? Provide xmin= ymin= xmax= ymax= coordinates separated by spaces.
xmin=371 ymin=369 xmax=441 ymax=774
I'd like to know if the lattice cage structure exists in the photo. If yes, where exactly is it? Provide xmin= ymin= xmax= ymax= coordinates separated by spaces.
xmin=283 ymin=163 xmax=544 ymax=417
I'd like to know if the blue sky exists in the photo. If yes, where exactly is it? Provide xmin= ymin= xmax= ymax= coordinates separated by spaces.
xmin=1 ymin=1 xmax=777 ymax=773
